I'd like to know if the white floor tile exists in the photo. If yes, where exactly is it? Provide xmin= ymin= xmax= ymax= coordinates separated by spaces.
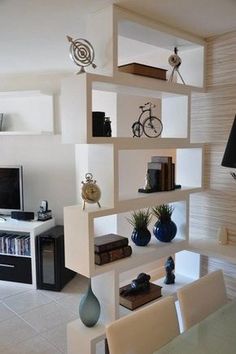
xmin=4 ymin=335 xmax=63 ymax=354
xmin=21 ymin=301 xmax=77 ymax=332
xmin=4 ymin=290 xmax=53 ymax=314
xmin=41 ymin=323 xmax=68 ymax=353
xmin=55 ymin=293 xmax=83 ymax=315
xmin=0 ymin=282 xmax=29 ymax=300
xmin=0 ymin=316 xmax=37 ymax=348
xmin=0 ymin=302 xmax=15 ymax=322
xmin=39 ymin=274 xmax=88 ymax=302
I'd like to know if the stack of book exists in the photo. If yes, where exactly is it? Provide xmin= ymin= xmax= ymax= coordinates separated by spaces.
xmin=139 ymin=156 xmax=177 ymax=193
xmin=94 ymin=234 xmax=132 ymax=266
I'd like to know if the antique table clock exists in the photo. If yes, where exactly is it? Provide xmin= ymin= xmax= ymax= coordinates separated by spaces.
xmin=81 ymin=173 xmax=101 ymax=210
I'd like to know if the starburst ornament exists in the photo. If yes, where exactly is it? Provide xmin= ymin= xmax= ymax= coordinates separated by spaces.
xmin=67 ymin=35 xmax=97 ymax=74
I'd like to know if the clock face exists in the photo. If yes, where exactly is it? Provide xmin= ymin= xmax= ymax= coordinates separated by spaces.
xmin=81 ymin=183 xmax=101 ymax=203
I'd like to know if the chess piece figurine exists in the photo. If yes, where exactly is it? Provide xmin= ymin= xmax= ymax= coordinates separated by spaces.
xmin=164 ymin=256 xmax=175 ymax=284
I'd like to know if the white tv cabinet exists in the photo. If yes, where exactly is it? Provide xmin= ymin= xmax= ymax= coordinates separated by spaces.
xmin=61 ymin=5 xmax=206 ymax=354
xmin=0 ymin=217 xmax=55 ymax=288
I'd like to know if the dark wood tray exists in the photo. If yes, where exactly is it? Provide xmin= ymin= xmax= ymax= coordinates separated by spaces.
xmin=118 ymin=63 xmax=167 ymax=81
xmin=119 ymin=282 xmax=162 ymax=310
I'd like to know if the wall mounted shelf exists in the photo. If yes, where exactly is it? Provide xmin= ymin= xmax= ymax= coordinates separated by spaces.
xmin=0 ymin=90 xmax=53 ymax=135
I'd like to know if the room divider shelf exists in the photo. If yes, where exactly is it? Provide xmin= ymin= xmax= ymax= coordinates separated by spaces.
xmin=62 ymin=4 xmax=206 ymax=354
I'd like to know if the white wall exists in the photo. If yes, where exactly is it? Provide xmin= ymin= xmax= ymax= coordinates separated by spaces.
xmin=0 ymin=73 xmax=76 ymax=224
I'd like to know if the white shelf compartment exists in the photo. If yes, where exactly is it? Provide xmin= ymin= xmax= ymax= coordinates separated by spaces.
xmin=94 ymin=239 xmax=187 ymax=278
xmin=61 ymin=73 xmax=190 ymax=144
xmin=188 ymin=238 xmax=236 ymax=265
xmin=116 ymin=187 xmax=202 ymax=212
xmin=119 ymin=272 xmax=196 ymax=319
xmin=67 ymin=269 xmax=200 ymax=354
xmin=0 ymin=90 xmax=53 ymax=135
xmin=118 ymin=146 xmax=203 ymax=204
xmin=67 ymin=273 xmax=195 ymax=354
xmin=86 ymin=5 xmax=206 ymax=90
xmin=73 ymin=143 xmax=203 ymax=210
xmin=64 ymin=199 xmax=188 ymax=279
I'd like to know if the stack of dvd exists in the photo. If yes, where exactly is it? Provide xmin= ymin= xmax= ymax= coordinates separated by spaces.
xmin=0 ymin=232 xmax=31 ymax=256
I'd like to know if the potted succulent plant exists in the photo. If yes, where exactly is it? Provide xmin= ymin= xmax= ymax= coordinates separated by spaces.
xmin=127 ymin=209 xmax=152 ymax=246
xmin=152 ymin=204 xmax=177 ymax=242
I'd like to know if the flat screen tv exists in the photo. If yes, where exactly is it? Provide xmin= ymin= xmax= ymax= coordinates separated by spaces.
xmin=0 ymin=166 xmax=24 ymax=215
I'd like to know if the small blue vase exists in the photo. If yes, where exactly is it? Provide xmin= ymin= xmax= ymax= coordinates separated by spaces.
xmin=131 ymin=228 xmax=151 ymax=246
xmin=79 ymin=279 xmax=101 ymax=327
xmin=153 ymin=220 xmax=177 ymax=242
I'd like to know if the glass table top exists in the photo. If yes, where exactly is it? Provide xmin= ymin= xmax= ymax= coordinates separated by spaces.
xmin=153 ymin=299 xmax=236 ymax=354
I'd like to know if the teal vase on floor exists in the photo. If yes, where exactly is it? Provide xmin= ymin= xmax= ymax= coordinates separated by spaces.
xmin=79 ymin=279 xmax=101 ymax=327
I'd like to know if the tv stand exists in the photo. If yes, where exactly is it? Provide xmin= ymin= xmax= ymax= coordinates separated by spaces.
xmin=0 ymin=217 xmax=55 ymax=288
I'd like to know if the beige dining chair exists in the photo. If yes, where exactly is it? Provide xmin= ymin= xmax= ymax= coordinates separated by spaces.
xmin=177 ymin=269 xmax=227 ymax=331
xmin=106 ymin=296 xmax=180 ymax=354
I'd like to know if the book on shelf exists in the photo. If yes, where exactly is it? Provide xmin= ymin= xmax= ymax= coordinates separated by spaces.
xmin=147 ymin=168 xmax=161 ymax=191
xmin=147 ymin=162 xmax=162 ymax=170
xmin=146 ymin=166 xmax=165 ymax=191
xmin=139 ymin=156 xmax=177 ymax=193
xmin=94 ymin=233 xmax=129 ymax=253
xmin=151 ymin=156 xmax=174 ymax=191
xmin=95 ymin=245 xmax=132 ymax=265
xmin=172 ymin=163 xmax=175 ymax=190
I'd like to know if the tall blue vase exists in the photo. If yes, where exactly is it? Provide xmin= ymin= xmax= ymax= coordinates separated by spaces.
xmin=79 ymin=279 xmax=101 ymax=327
xmin=153 ymin=220 xmax=177 ymax=242
xmin=131 ymin=228 xmax=151 ymax=246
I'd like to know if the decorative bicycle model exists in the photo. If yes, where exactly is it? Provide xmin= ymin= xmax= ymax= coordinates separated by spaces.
xmin=132 ymin=102 xmax=163 ymax=138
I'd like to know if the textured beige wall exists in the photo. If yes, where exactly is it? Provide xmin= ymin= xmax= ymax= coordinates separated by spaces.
xmin=190 ymin=31 xmax=236 ymax=242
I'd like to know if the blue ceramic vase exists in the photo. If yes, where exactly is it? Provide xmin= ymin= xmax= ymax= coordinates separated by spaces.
xmin=153 ymin=219 xmax=177 ymax=242
xmin=79 ymin=279 xmax=101 ymax=327
xmin=131 ymin=228 xmax=151 ymax=246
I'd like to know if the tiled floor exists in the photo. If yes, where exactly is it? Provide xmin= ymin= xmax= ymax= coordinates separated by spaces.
xmin=0 ymin=275 xmax=89 ymax=354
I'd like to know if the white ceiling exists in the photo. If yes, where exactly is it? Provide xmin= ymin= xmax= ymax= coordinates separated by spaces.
xmin=0 ymin=0 xmax=236 ymax=74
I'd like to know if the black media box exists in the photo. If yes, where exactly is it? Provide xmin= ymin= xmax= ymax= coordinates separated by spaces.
xmin=11 ymin=211 xmax=35 ymax=221
xmin=35 ymin=225 xmax=76 ymax=291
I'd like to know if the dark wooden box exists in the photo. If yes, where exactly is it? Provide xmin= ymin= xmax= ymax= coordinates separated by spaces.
xmin=119 ymin=282 xmax=162 ymax=310
xmin=118 ymin=63 xmax=167 ymax=81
